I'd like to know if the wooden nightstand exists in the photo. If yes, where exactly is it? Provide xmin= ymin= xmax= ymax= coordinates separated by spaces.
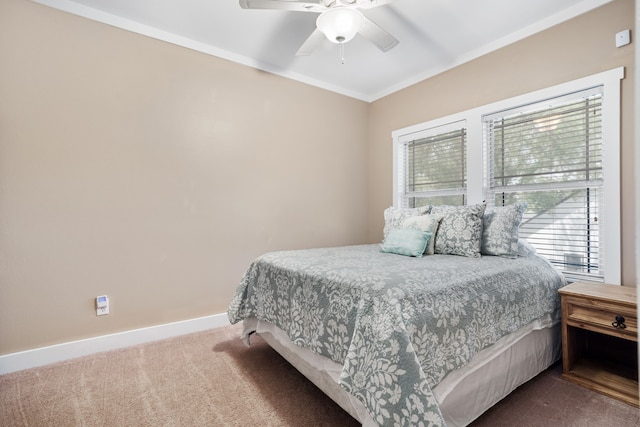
xmin=559 ymin=281 xmax=638 ymax=407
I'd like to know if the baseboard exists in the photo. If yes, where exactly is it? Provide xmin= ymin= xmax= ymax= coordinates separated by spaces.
xmin=0 ymin=313 xmax=230 ymax=375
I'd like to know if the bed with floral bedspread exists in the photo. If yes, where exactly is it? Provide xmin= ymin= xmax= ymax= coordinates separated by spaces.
xmin=228 ymin=243 xmax=565 ymax=426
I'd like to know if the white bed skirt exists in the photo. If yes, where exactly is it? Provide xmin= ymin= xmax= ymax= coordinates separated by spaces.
xmin=242 ymin=315 xmax=561 ymax=426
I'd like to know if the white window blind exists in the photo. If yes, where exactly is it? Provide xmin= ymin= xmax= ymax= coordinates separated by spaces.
xmin=484 ymin=87 xmax=605 ymax=281
xmin=398 ymin=124 xmax=467 ymax=208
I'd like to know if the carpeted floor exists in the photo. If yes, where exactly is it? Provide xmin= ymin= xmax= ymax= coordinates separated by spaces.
xmin=469 ymin=363 xmax=639 ymax=427
xmin=1 ymin=324 xmax=638 ymax=426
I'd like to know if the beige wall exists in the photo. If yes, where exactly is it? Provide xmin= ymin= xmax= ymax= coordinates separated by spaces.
xmin=368 ymin=0 xmax=636 ymax=286
xmin=0 ymin=0 xmax=636 ymax=356
xmin=0 ymin=0 xmax=369 ymax=354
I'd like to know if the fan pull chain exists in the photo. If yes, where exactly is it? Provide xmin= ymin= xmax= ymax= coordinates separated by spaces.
xmin=339 ymin=42 xmax=345 ymax=64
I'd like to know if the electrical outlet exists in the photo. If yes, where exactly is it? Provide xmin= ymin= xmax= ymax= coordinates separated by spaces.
xmin=96 ymin=295 xmax=109 ymax=316
xmin=615 ymin=29 xmax=631 ymax=48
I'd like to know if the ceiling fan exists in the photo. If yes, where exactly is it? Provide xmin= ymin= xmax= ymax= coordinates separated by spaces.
xmin=239 ymin=0 xmax=399 ymax=57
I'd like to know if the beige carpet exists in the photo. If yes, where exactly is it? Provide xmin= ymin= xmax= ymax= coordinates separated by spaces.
xmin=1 ymin=323 xmax=638 ymax=426
xmin=469 ymin=363 xmax=639 ymax=427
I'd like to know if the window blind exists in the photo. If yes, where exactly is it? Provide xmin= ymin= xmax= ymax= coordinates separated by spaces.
xmin=484 ymin=87 xmax=604 ymax=280
xmin=400 ymin=127 xmax=466 ymax=208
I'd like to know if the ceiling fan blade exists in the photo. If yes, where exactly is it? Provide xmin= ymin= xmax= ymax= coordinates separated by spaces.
xmin=359 ymin=16 xmax=398 ymax=52
xmin=239 ymin=0 xmax=323 ymax=12
xmin=295 ymin=29 xmax=325 ymax=56
xmin=355 ymin=0 xmax=397 ymax=9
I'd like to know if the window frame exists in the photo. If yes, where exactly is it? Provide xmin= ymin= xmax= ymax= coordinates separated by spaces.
xmin=394 ymin=119 xmax=468 ymax=208
xmin=484 ymin=87 xmax=606 ymax=281
xmin=392 ymin=67 xmax=623 ymax=284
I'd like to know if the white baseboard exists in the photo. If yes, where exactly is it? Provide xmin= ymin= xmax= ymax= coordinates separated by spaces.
xmin=0 ymin=313 xmax=231 ymax=375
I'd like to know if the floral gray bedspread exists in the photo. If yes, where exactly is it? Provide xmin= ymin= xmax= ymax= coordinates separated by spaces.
xmin=227 ymin=244 xmax=565 ymax=426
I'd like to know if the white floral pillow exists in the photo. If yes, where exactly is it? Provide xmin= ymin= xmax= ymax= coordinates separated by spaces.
xmin=431 ymin=204 xmax=486 ymax=258
xmin=402 ymin=214 xmax=443 ymax=255
xmin=481 ymin=203 xmax=527 ymax=258
xmin=383 ymin=206 xmax=431 ymax=239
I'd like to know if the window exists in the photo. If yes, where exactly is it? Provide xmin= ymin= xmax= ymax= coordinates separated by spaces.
xmin=395 ymin=121 xmax=467 ymax=208
xmin=393 ymin=68 xmax=622 ymax=284
xmin=484 ymin=88 xmax=605 ymax=281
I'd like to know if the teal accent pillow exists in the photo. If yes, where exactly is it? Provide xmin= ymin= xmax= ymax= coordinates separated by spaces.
xmin=380 ymin=229 xmax=432 ymax=257
xmin=402 ymin=214 xmax=443 ymax=255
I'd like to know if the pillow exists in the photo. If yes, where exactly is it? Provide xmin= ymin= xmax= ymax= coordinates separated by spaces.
xmin=430 ymin=203 xmax=486 ymax=258
xmin=517 ymin=238 xmax=537 ymax=257
xmin=402 ymin=214 xmax=443 ymax=255
xmin=380 ymin=229 xmax=432 ymax=257
xmin=383 ymin=206 xmax=431 ymax=239
xmin=481 ymin=203 xmax=527 ymax=258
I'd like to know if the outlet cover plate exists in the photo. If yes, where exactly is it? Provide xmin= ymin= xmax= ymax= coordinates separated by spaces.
xmin=615 ymin=29 xmax=631 ymax=48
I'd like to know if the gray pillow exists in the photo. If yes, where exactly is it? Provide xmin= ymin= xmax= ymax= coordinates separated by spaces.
xmin=431 ymin=204 xmax=486 ymax=258
xmin=481 ymin=203 xmax=527 ymax=258
xmin=383 ymin=206 xmax=431 ymax=239
xmin=517 ymin=238 xmax=537 ymax=257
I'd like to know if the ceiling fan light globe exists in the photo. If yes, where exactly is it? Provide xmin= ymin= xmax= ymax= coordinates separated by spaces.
xmin=316 ymin=8 xmax=364 ymax=44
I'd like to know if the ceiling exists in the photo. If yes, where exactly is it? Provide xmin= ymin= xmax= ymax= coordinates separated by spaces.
xmin=35 ymin=0 xmax=612 ymax=102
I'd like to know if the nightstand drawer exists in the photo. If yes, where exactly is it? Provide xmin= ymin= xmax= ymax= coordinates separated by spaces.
xmin=565 ymin=298 xmax=637 ymax=340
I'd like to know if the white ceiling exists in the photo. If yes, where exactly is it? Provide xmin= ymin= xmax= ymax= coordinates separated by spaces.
xmin=35 ymin=0 xmax=612 ymax=102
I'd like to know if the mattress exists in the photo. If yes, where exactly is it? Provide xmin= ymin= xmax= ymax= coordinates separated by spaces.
xmin=248 ymin=315 xmax=561 ymax=427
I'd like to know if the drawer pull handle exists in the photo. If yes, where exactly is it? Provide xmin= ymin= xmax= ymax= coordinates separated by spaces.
xmin=611 ymin=315 xmax=627 ymax=329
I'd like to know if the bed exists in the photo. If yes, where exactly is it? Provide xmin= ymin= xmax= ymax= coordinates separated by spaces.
xmin=227 ymin=204 xmax=566 ymax=426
